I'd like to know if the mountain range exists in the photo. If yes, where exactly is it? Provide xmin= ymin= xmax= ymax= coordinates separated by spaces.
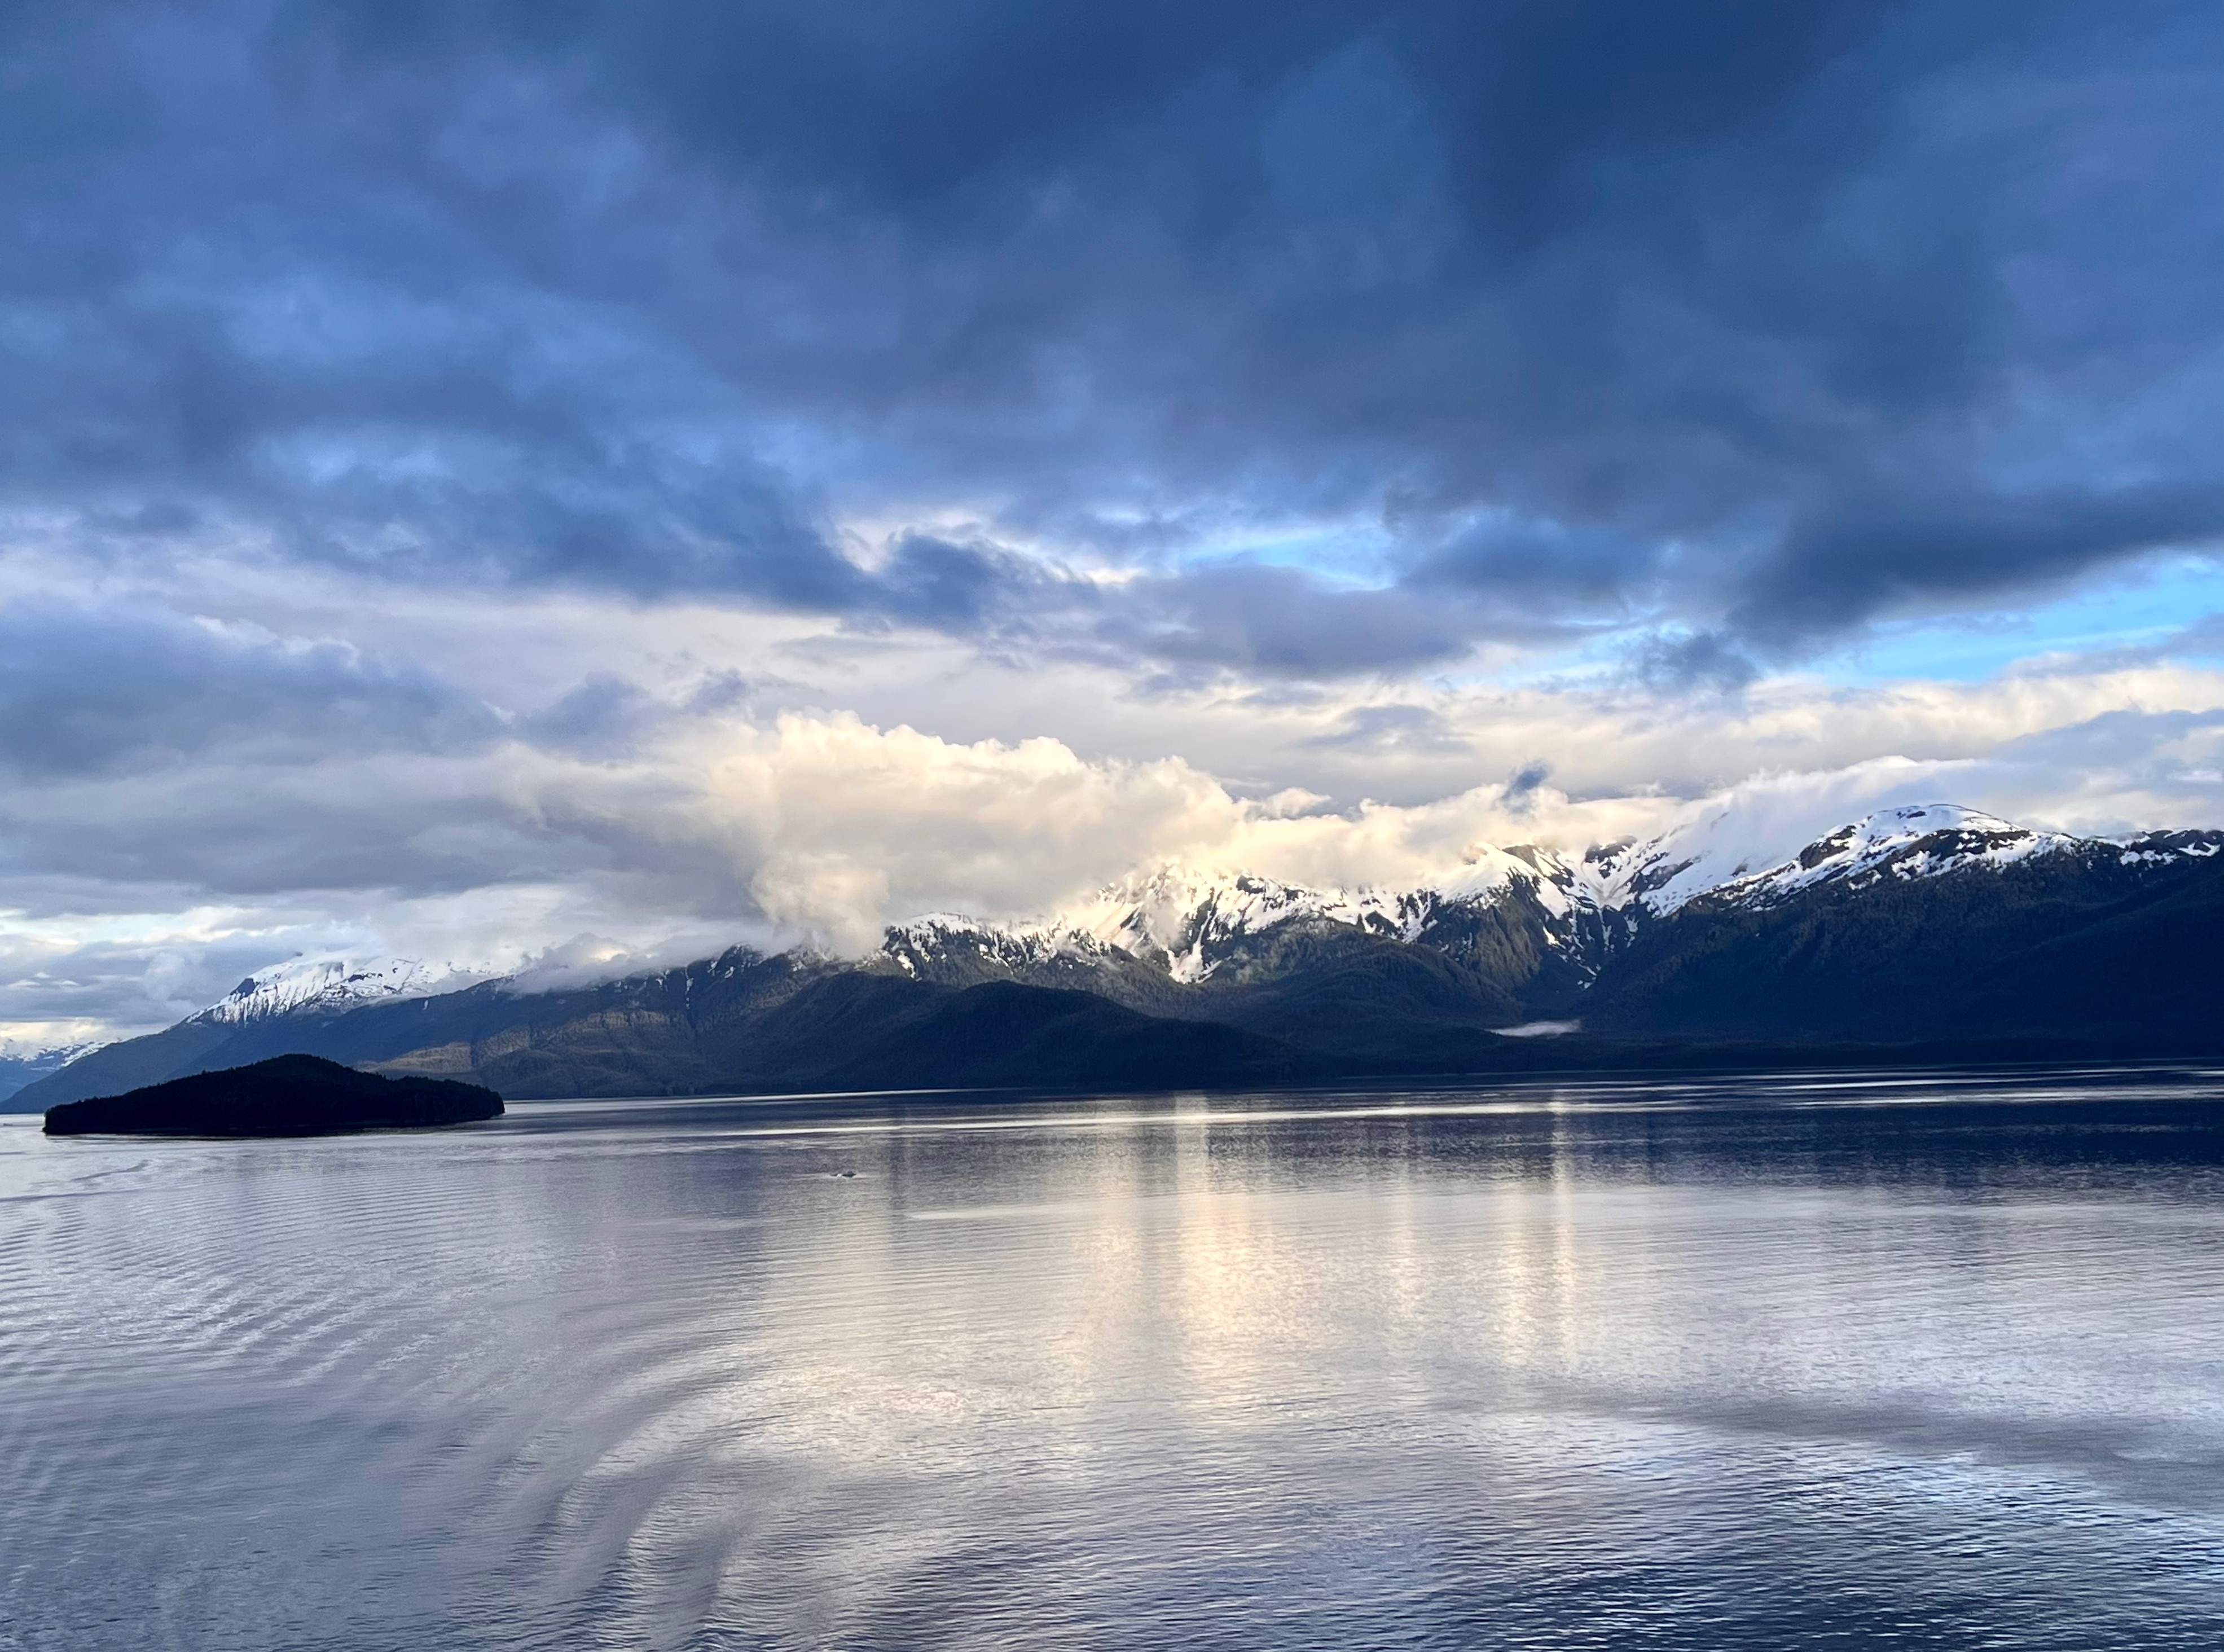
xmin=0 ymin=1041 xmax=105 ymax=1106
xmin=14 ymin=803 xmax=2223 ymax=1110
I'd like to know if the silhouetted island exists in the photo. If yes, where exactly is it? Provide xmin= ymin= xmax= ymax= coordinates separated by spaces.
xmin=43 ymin=1053 xmax=503 ymax=1137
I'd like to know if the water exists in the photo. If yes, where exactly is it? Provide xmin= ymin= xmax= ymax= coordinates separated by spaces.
xmin=4 ymin=1069 xmax=2223 ymax=1650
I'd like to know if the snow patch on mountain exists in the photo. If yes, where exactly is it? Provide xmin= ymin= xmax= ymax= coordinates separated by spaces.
xmin=1678 ymin=804 xmax=2064 ymax=910
xmin=1041 ymin=849 xmax=1587 ymax=982
xmin=1063 ymin=867 xmax=1382 ymax=979
xmin=1436 ymin=844 xmax=1591 ymax=917
xmin=1583 ymin=803 xmax=2049 ymax=916
xmin=193 ymin=956 xmax=482 ymax=1025
xmin=882 ymin=870 xmax=1451 ymax=985
xmin=880 ymin=913 xmax=1129 ymax=978
xmin=2116 ymin=831 xmax=2224 ymax=864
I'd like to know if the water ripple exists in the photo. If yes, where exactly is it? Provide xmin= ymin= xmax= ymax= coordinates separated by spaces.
xmin=2 ymin=1075 xmax=2222 ymax=1649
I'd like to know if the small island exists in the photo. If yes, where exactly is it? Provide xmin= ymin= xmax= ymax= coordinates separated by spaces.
xmin=42 ymin=1053 xmax=504 ymax=1137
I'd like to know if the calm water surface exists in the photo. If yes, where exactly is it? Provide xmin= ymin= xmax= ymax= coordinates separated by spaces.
xmin=4 ymin=1069 xmax=2223 ymax=1650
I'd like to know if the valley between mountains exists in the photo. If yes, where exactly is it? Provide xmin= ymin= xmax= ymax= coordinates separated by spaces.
xmin=15 ymin=804 xmax=2224 ymax=1109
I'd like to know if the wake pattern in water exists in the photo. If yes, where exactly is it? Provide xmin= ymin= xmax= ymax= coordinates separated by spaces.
xmin=3 ymin=1071 xmax=2223 ymax=1649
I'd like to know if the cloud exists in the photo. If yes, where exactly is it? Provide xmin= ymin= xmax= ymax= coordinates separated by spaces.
xmin=2165 ymin=613 xmax=2224 ymax=657
xmin=518 ymin=674 xmax=671 ymax=759
xmin=1501 ymin=761 xmax=1552 ymax=818
xmin=0 ymin=2 xmax=2218 ymax=661
xmin=1630 ymin=629 xmax=1761 ymax=693
xmin=5 ymin=596 xmax=2222 ymax=1038
xmin=8 ymin=5 xmax=2224 ymax=1036
xmin=0 ymin=601 xmax=498 ymax=778
xmin=1300 ymin=702 xmax=1469 ymax=755
xmin=1733 ymin=485 xmax=2224 ymax=644
xmin=1090 ymin=564 xmax=1490 ymax=676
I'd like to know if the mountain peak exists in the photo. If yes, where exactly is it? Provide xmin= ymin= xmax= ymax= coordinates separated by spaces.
xmin=1702 ymin=802 xmax=2072 ymax=909
xmin=0 ymin=1038 xmax=113 ymax=1104
xmin=1055 ymin=865 xmax=1342 ymax=981
xmin=192 ymin=957 xmax=476 ymax=1026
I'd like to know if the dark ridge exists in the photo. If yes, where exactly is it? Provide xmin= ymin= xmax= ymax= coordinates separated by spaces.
xmin=815 ymin=979 xmax=1313 ymax=1091
xmin=43 ymin=1053 xmax=504 ymax=1137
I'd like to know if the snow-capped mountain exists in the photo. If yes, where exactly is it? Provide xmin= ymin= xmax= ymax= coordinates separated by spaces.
xmin=1050 ymin=846 xmax=1603 ymax=981
xmin=872 ymin=803 xmax=2224 ymax=992
xmin=1599 ymin=802 xmax=2062 ymax=915
xmin=0 ymin=1039 xmax=107 ymax=1104
xmin=19 ymin=799 xmax=2224 ymax=1113
xmin=193 ymin=957 xmax=480 ymax=1026
xmin=131 ymin=804 xmax=2217 ymax=1040
xmin=877 ymin=862 xmax=1569 ymax=1007
xmin=76 ymin=802 xmax=2224 ymax=1040
xmin=1669 ymin=803 xmax=2219 ymax=913
xmin=1689 ymin=804 xmax=2072 ymax=908
xmin=1065 ymin=866 xmax=1443 ymax=981
xmin=882 ymin=913 xmax=1125 ymax=977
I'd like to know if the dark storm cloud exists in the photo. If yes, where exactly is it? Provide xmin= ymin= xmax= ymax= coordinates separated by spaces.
xmin=1410 ymin=517 xmax=1665 ymax=607
xmin=6 ymin=1 xmax=2224 ymax=664
xmin=1732 ymin=484 xmax=2224 ymax=644
xmin=0 ymin=603 xmax=498 ymax=778
xmin=1630 ymin=630 xmax=1762 ymax=695
xmin=864 ymin=533 xmax=1080 ymax=634
xmin=1501 ymin=759 xmax=1554 ymax=819
xmin=518 ymin=674 xmax=672 ymax=760
xmin=516 ymin=666 xmax=762 ymax=757
xmin=851 ymin=537 xmax=1500 ymax=677
xmin=1091 ymin=564 xmax=1485 ymax=678
xmin=1301 ymin=703 xmax=1468 ymax=754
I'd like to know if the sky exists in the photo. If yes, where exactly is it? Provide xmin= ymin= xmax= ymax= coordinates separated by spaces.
xmin=6 ymin=0 xmax=2224 ymax=1043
